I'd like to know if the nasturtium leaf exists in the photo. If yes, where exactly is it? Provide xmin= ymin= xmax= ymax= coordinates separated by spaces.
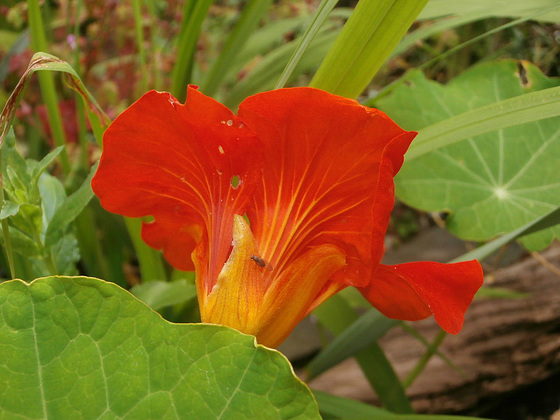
xmin=0 ymin=276 xmax=320 ymax=419
xmin=376 ymin=60 xmax=560 ymax=250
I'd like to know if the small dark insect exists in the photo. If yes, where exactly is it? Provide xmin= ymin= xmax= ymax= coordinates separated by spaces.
xmin=250 ymin=255 xmax=266 ymax=267
xmin=250 ymin=255 xmax=274 ymax=271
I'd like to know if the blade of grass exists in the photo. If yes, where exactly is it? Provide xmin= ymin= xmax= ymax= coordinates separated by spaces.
xmin=394 ymin=0 xmax=560 ymax=59
xmin=415 ymin=4 xmax=560 ymax=76
xmin=406 ymin=85 xmax=560 ymax=160
xmin=132 ymin=0 xmax=149 ymax=93
xmin=310 ymin=0 xmax=429 ymax=98
xmin=218 ymin=10 xmax=351 ymax=91
xmin=171 ymin=0 xmax=213 ymax=101
xmin=74 ymin=207 xmax=110 ymax=280
xmin=392 ymin=8 xmax=506 ymax=58
xmin=274 ymin=0 xmax=339 ymax=89
xmin=69 ymin=0 xmax=90 ymax=170
xmin=306 ymin=309 xmax=397 ymax=380
xmin=124 ymin=217 xmax=167 ymax=282
xmin=313 ymin=390 xmax=393 ymax=418
xmin=313 ymin=294 xmax=413 ymax=414
xmin=365 ymin=5 xmax=560 ymax=108
xmin=314 ymin=390 xmax=494 ymax=419
xmin=146 ymin=0 xmax=162 ymax=90
xmin=66 ymin=3 xmax=111 ymax=281
xmin=224 ymin=29 xmax=339 ymax=109
xmin=201 ymin=0 xmax=273 ymax=96
xmin=27 ymin=0 xmax=70 ymax=173
xmin=418 ymin=0 xmax=560 ymax=22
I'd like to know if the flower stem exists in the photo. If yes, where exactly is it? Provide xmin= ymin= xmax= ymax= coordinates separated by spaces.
xmin=314 ymin=294 xmax=413 ymax=413
xmin=27 ymin=0 xmax=70 ymax=174
xmin=132 ymin=0 xmax=149 ymax=93
xmin=402 ymin=328 xmax=447 ymax=389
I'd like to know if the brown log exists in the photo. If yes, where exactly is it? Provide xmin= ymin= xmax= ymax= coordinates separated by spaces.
xmin=309 ymin=243 xmax=560 ymax=414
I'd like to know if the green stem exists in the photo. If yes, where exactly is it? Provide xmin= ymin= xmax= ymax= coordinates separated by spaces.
xmin=124 ymin=217 xmax=167 ymax=282
xmin=274 ymin=0 xmax=337 ymax=90
xmin=313 ymin=294 xmax=414 ymax=414
xmin=27 ymin=0 xmax=70 ymax=174
xmin=201 ymin=0 xmax=272 ymax=96
xmin=75 ymin=207 xmax=110 ymax=280
xmin=146 ymin=0 xmax=161 ymax=90
xmin=72 ymin=0 xmax=88 ymax=170
xmin=403 ymin=329 xmax=447 ymax=389
xmin=171 ymin=0 xmax=213 ymax=101
xmin=31 ymin=225 xmax=57 ymax=276
xmin=132 ymin=0 xmax=149 ymax=93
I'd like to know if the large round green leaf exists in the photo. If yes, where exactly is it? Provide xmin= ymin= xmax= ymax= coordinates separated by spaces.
xmin=376 ymin=60 xmax=560 ymax=250
xmin=0 ymin=276 xmax=320 ymax=419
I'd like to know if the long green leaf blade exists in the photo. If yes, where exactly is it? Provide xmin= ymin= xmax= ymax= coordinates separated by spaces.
xmin=313 ymin=295 xmax=413 ymax=413
xmin=306 ymin=309 xmax=397 ymax=380
xmin=419 ymin=0 xmax=560 ymax=22
xmin=224 ymin=30 xmax=339 ymax=109
xmin=310 ymin=0 xmax=429 ymax=98
xmin=171 ymin=0 xmax=213 ymax=101
xmin=27 ymin=0 xmax=70 ymax=173
xmin=201 ymin=0 xmax=273 ymax=96
xmin=406 ymin=85 xmax=560 ymax=160
xmin=313 ymin=391 xmax=392 ymax=418
xmin=124 ymin=216 xmax=168 ymax=282
xmin=275 ymin=0 xmax=339 ymax=89
xmin=313 ymin=391 xmax=493 ymax=419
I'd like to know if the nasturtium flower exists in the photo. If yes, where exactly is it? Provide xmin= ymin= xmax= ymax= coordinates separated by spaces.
xmin=92 ymin=86 xmax=483 ymax=348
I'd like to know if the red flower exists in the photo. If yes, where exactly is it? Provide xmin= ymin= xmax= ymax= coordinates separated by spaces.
xmin=92 ymin=87 xmax=483 ymax=348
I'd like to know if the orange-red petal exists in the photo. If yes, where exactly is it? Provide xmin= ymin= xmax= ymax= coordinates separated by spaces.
xmin=92 ymin=87 xmax=262 ymax=282
xmin=359 ymin=261 xmax=484 ymax=334
xmin=237 ymin=87 xmax=416 ymax=288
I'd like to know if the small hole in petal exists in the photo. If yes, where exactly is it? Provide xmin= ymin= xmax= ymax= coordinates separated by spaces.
xmin=218 ymin=145 xmax=225 ymax=154
xmin=231 ymin=175 xmax=240 ymax=188
xmin=226 ymin=120 xmax=233 ymax=126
